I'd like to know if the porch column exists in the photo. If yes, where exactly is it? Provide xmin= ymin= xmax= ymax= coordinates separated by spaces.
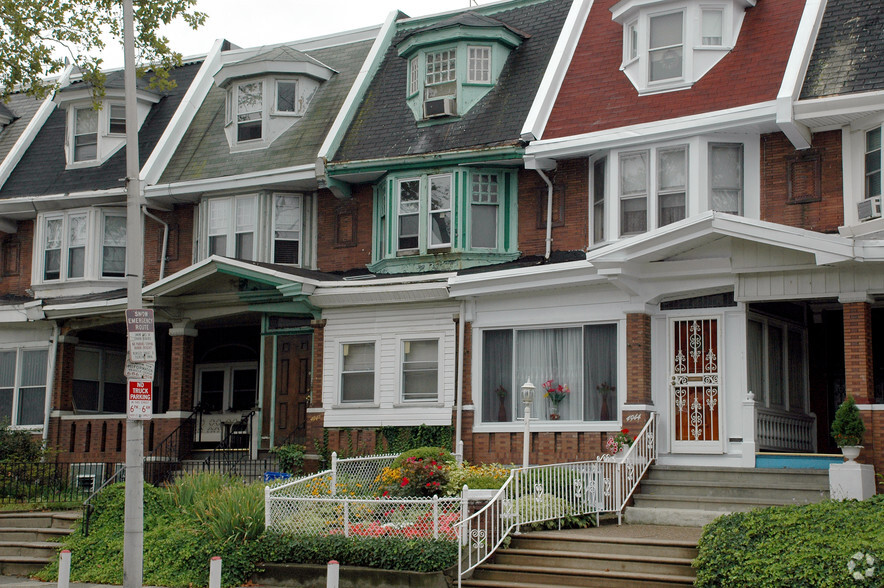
xmin=624 ymin=313 xmax=653 ymax=429
xmin=840 ymin=296 xmax=874 ymax=405
xmin=168 ymin=323 xmax=197 ymax=411
xmin=49 ymin=334 xmax=78 ymax=454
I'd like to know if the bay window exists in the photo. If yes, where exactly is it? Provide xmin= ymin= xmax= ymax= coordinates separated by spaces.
xmin=429 ymin=175 xmax=451 ymax=248
xmin=658 ymin=146 xmax=687 ymax=226
xmin=0 ymin=348 xmax=48 ymax=427
xmin=471 ymin=173 xmax=499 ymax=249
xmin=620 ymin=151 xmax=649 ymax=235
xmin=38 ymin=209 xmax=125 ymax=284
xmin=275 ymin=80 xmax=297 ymax=114
xmin=866 ymin=127 xmax=882 ymax=199
xmin=401 ymin=339 xmax=439 ymax=402
xmin=481 ymin=324 xmax=618 ymax=424
xmin=701 ymin=9 xmax=724 ymax=46
xmin=618 ymin=144 xmax=691 ymax=236
xmin=398 ymin=179 xmax=420 ymax=250
xmin=340 ymin=343 xmax=375 ymax=403
xmin=592 ymin=157 xmax=606 ymax=244
xmin=208 ymin=195 xmax=257 ymax=260
xmin=273 ymin=194 xmax=301 ymax=264
xmin=73 ymin=107 xmax=98 ymax=162
xmin=709 ymin=143 xmax=743 ymax=214
xmin=649 ymin=11 xmax=684 ymax=83
xmin=467 ymin=46 xmax=491 ymax=83
xmin=236 ymin=81 xmax=263 ymax=142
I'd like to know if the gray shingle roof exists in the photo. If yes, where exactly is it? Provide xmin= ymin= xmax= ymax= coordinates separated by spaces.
xmin=0 ymin=93 xmax=42 ymax=165
xmin=238 ymin=46 xmax=331 ymax=70
xmin=0 ymin=62 xmax=202 ymax=199
xmin=0 ymin=102 xmax=14 ymax=121
xmin=332 ymin=0 xmax=571 ymax=163
xmin=800 ymin=0 xmax=884 ymax=99
xmin=158 ymin=39 xmax=374 ymax=184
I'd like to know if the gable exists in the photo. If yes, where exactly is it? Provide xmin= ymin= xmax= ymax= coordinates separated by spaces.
xmin=543 ymin=0 xmax=806 ymax=139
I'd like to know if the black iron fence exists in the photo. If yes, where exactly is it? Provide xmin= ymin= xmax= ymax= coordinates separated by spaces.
xmin=0 ymin=461 xmax=122 ymax=506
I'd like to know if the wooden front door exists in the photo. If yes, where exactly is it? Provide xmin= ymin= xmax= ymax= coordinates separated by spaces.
xmin=670 ymin=317 xmax=723 ymax=453
xmin=274 ymin=335 xmax=311 ymax=446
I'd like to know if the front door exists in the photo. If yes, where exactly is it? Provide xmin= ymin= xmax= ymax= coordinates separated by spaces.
xmin=670 ymin=317 xmax=724 ymax=453
xmin=274 ymin=335 xmax=311 ymax=446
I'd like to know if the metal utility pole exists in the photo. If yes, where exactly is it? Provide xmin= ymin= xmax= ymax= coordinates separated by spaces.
xmin=122 ymin=0 xmax=144 ymax=585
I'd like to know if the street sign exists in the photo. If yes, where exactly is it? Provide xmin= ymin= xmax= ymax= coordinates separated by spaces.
xmin=127 ymin=380 xmax=152 ymax=420
xmin=126 ymin=309 xmax=156 ymax=363
xmin=124 ymin=360 xmax=154 ymax=381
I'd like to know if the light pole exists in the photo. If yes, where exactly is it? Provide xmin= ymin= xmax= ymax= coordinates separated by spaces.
xmin=520 ymin=379 xmax=535 ymax=467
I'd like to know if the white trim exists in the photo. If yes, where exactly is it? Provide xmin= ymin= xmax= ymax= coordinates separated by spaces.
xmin=525 ymin=101 xmax=777 ymax=163
xmin=317 ymin=11 xmax=398 ymax=169
xmin=0 ymin=65 xmax=73 ymax=191
xmin=144 ymin=164 xmax=316 ymax=199
xmin=142 ymin=41 xmax=224 ymax=185
xmin=520 ymin=0 xmax=594 ymax=142
xmin=857 ymin=404 xmax=884 ymax=411
xmin=448 ymin=260 xmax=601 ymax=298
xmin=775 ymin=0 xmax=827 ymax=149
xmin=795 ymin=89 xmax=884 ymax=123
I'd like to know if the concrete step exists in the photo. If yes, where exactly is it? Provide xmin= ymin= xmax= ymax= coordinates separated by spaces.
xmin=469 ymin=564 xmax=695 ymax=587
xmin=625 ymin=507 xmax=727 ymax=527
xmin=647 ymin=465 xmax=828 ymax=487
xmin=0 ymin=555 xmax=53 ymax=576
xmin=632 ymin=493 xmax=806 ymax=511
xmin=510 ymin=535 xmax=698 ymax=559
xmin=0 ymin=527 xmax=71 ymax=542
xmin=639 ymin=479 xmax=829 ymax=502
xmin=493 ymin=549 xmax=695 ymax=577
xmin=0 ymin=540 xmax=62 ymax=559
xmin=0 ymin=511 xmax=80 ymax=530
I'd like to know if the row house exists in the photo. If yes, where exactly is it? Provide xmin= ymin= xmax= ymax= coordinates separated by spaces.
xmin=0 ymin=0 xmax=880 ymax=482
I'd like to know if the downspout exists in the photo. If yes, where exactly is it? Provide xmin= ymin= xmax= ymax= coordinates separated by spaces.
xmin=42 ymin=322 xmax=60 ymax=442
xmin=536 ymin=169 xmax=555 ymax=259
xmin=455 ymin=300 xmax=465 ymax=463
xmin=142 ymin=207 xmax=168 ymax=280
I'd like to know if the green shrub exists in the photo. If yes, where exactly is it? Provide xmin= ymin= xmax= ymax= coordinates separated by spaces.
xmin=832 ymin=396 xmax=865 ymax=446
xmin=272 ymin=443 xmax=306 ymax=475
xmin=694 ymin=496 xmax=884 ymax=587
xmin=446 ymin=462 xmax=511 ymax=495
xmin=391 ymin=447 xmax=455 ymax=469
xmin=259 ymin=533 xmax=457 ymax=573
xmin=383 ymin=456 xmax=449 ymax=497
xmin=0 ymin=421 xmax=47 ymax=462
xmin=376 ymin=425 xmax=453 ymax=454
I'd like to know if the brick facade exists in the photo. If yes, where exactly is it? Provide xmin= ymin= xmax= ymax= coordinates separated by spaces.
xmin=315 ymin=187 xmax=373 ymax=272
xmin=626 ymin=313 xmax=652 ymax=404
xmin=143 ymin=204 xmax=194 ymax=285
xmin=517 ymin=162 xmax=589 ymax=257
xmin=761 ymin=131 xmax=843 ymax=232
xmin=168 ymin=330 xmax=196 ymax=411
xmin=843 ymin=302 xmax=874 ymax=405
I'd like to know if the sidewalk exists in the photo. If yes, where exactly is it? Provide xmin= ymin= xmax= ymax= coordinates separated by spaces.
xmin=0 ymin=578 xmax=164 ymax=588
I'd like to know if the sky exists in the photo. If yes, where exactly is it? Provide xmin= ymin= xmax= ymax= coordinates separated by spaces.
xmin=100 ymin=0 xmax=488 ymax=69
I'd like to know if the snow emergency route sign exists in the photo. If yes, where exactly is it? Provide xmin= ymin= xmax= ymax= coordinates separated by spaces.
xmin=126 ymin=309 xmax=156 ymax=363
xmin=128 ymin=380 xmax=153 ymax=420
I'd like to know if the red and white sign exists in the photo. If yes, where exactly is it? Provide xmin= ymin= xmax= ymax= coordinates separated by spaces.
xmin=127 ymin=380 xmax=153 ymax=420
xmin=126 ymin=309 xmax=156 ymax=363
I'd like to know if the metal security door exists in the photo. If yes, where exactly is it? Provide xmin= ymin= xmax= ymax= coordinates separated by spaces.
xmin=670 ymin=317 xmax=723 ymax=453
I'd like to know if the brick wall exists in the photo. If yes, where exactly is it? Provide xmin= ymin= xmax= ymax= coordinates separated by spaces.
xmin=168 ymin=333 xmax=195 ymax=411
xmin=860 ymin=410 xmax=882 ymax=491
xmin=518 ymin=161 xmax=589 ymax=256
xmin=316 ymin=187 xmax=373 ymax=272
xmin=843 ymin=302 xmax=874 ymax=404
xmin=143 ymin=204 xmax=194 ymax=285
xmin=626 ymin=313 xmax=652 ymax=404
xmin=761 ymin=131 xmax=843 ymax=232
xmin=0 ymin=220 xmax=34 ymax=297
xmin=305 ymin=319 xmax=326 ymax=460
xmin=49 ymin=417 xmax=189 ymax=464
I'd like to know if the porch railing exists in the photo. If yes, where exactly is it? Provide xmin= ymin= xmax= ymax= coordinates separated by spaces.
xmin=454 ymin=412 xmax=657 ymax=586
xmin=144 ymin=406 xmax=201 ymax=485
xmin=756 ymin=406 xmax=816 ymax=452
xmin=202 ymin=410 xmax=256 ymax=474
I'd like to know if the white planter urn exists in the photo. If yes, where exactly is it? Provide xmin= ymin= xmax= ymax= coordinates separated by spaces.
xmin=840 ymin=445 xmax=863 ymax=462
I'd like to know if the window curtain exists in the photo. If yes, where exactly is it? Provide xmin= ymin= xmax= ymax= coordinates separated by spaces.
xmin=0 ymin=351 xmax=15 ymax=423
xmin=482 ymin=330 xmax=513 ymax=422
xmin=18 ymin=350 xmax=47 ymax=425
xmin=584 ymin=324 xmax=617 ymax=421
xmin=515 ymin=328 xmax=582 ymax=421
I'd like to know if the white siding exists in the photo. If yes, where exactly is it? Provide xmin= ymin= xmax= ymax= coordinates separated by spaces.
xmin=322 ymin=302 xmax=458 ymax=428
xmin=738 ymin=265 xmax=884 ymax=301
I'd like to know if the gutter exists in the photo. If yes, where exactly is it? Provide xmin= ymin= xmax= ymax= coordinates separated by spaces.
xmin=142 ymin=207 xmax=168 ymax=280
xmin=144 ymin=163 xmax=316 ymax=198
xmin=536 ymin=169 xmax=555 ymax=259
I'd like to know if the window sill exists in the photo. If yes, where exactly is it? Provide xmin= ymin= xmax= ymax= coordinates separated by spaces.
xmin=392 ymin=402 xmax=445 ymax=408
xmin=637 ymin=80 xmax=694 ymax=96
xmin=472 ymin=420 xmax=620 ymax=434
xmin=331 ymin=402 xmax=380 ymax=409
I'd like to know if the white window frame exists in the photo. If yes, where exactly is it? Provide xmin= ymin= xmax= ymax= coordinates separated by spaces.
xmin=234 ymin=81 xmax=263 ymax=143
xmin=648 ymin=9 xmax=685 ymax=84
xmin=72 ymin=106 xmax=98 ymax=163
xmin=195 ymin=363 xmax=259 ymax=413
xmin=272 ymin=193 xmax=302 ymax=265
xmin=657 ymin=145 xmax=688 ymax=227
xmin=591 ymin=156 xmax=607 ymax=246
xmin=108 ymin=104 xmax=126 ymax=135
xmin=397 ymin=177 xmax=421 ymax=252
xmin=339 ymin=342 xmax=377 ymax=404
xmin=206 ymin=195 xmax=258 ymax=260
xmin=467 ymin=46 xmax=491 ymax=84
xmin=273 ymin=79 xmax=299 ymax=115
xmin=700 ymin=8 xmax=724 ymax=47
xmin=708 ymin=142 xmax=744 ymax=215
xmin=408 ymin=57 xmax=419 ymax=96
xmin=625 ymin=20 xmax=639 ymax=63
xmin=36 ymin=209 xmax=126 ymax=284
xmin=470 ymin=172 xmax=500 ymax=250
xmin=428 ymin=174 xmax=452 ymax=249
xmin=617 ymin=144 xmax=689 ymax=236
xmin=400 ymin=338 xmax=441 ymax=403
xmin=425 ymin=49 xmax=457 ymax=87
xmin=0 ymin=347 xmax=49 ymax=428
xmin=865 ymin=126 xmax=882 ymax=200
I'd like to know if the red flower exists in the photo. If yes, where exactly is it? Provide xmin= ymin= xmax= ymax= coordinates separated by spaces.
xmin=382 ymin=490 xmax=389 ymax=497
xmin=400 ymin=477 xmax=409 ymax=487
xmin=621 ymin=428 xmax=629 ymax=434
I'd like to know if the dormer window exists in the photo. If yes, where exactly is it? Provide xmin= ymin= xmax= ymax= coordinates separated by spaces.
xmin=397 ymin=11 xmax=527 ymax=122
xmin=235 ymin=81 xmax=263 ymax=142
xmin=73 ymin=107 xmax=98 ymax=162
xmin=275 ymin=80 xmax=297 ymax=114
xmin=108 ymin=105 xmax=126 ymax=135
xmin=611 ymin=0 xmax=754 ymax=94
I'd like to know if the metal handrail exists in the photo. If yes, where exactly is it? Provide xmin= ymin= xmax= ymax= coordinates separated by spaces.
xmin=144 ymin=405 xmax=202 ymax=485
xmin=202 ymin=410 xmax=256 ymax=475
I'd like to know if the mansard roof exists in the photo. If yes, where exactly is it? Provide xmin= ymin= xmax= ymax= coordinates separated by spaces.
xmin=158 ymin=36 xmax=374 ymax=185
xmin=331 ymin=0 xmax=572 ymax=163
xmin=542 ymin=0 xmax=807 ymax=140
xmin=0 ymin=62 xmax=202 ymax=199
xmin=800 ymin=0 xmax=884 ymax=99
xmin=0 ymin=92 xmax=42 ymax=165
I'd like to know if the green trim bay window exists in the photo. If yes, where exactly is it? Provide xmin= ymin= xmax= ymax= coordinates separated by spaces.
xmin=371 ymin=167 xmax=519 ymax=273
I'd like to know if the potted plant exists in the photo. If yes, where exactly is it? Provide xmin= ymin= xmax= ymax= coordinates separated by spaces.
xmin=831 ymin=396 xmax=865 ymax=461
xmin=542 ymin=379 xmax=570 ymax=420
xmin=606 ymin=428 xmax=635 ymax=460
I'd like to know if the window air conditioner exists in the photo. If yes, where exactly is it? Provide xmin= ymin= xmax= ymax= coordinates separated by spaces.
xmin=857 ymin=196 xmax=882 ymax=221
xmin=424 ymin=97 xmax=456 ymax=118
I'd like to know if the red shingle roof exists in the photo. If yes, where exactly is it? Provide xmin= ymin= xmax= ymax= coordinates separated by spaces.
xmin=543 ymin=0 xmax=807 ymax=139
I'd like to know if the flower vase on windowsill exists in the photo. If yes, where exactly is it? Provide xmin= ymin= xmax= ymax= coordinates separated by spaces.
xmin=495 ymin=385 xmax=508 ymax=422
xmin=597 ymin=382 xmax=615 ymax=421
xmin=542 ymin=379 xmax=570 ymax=422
